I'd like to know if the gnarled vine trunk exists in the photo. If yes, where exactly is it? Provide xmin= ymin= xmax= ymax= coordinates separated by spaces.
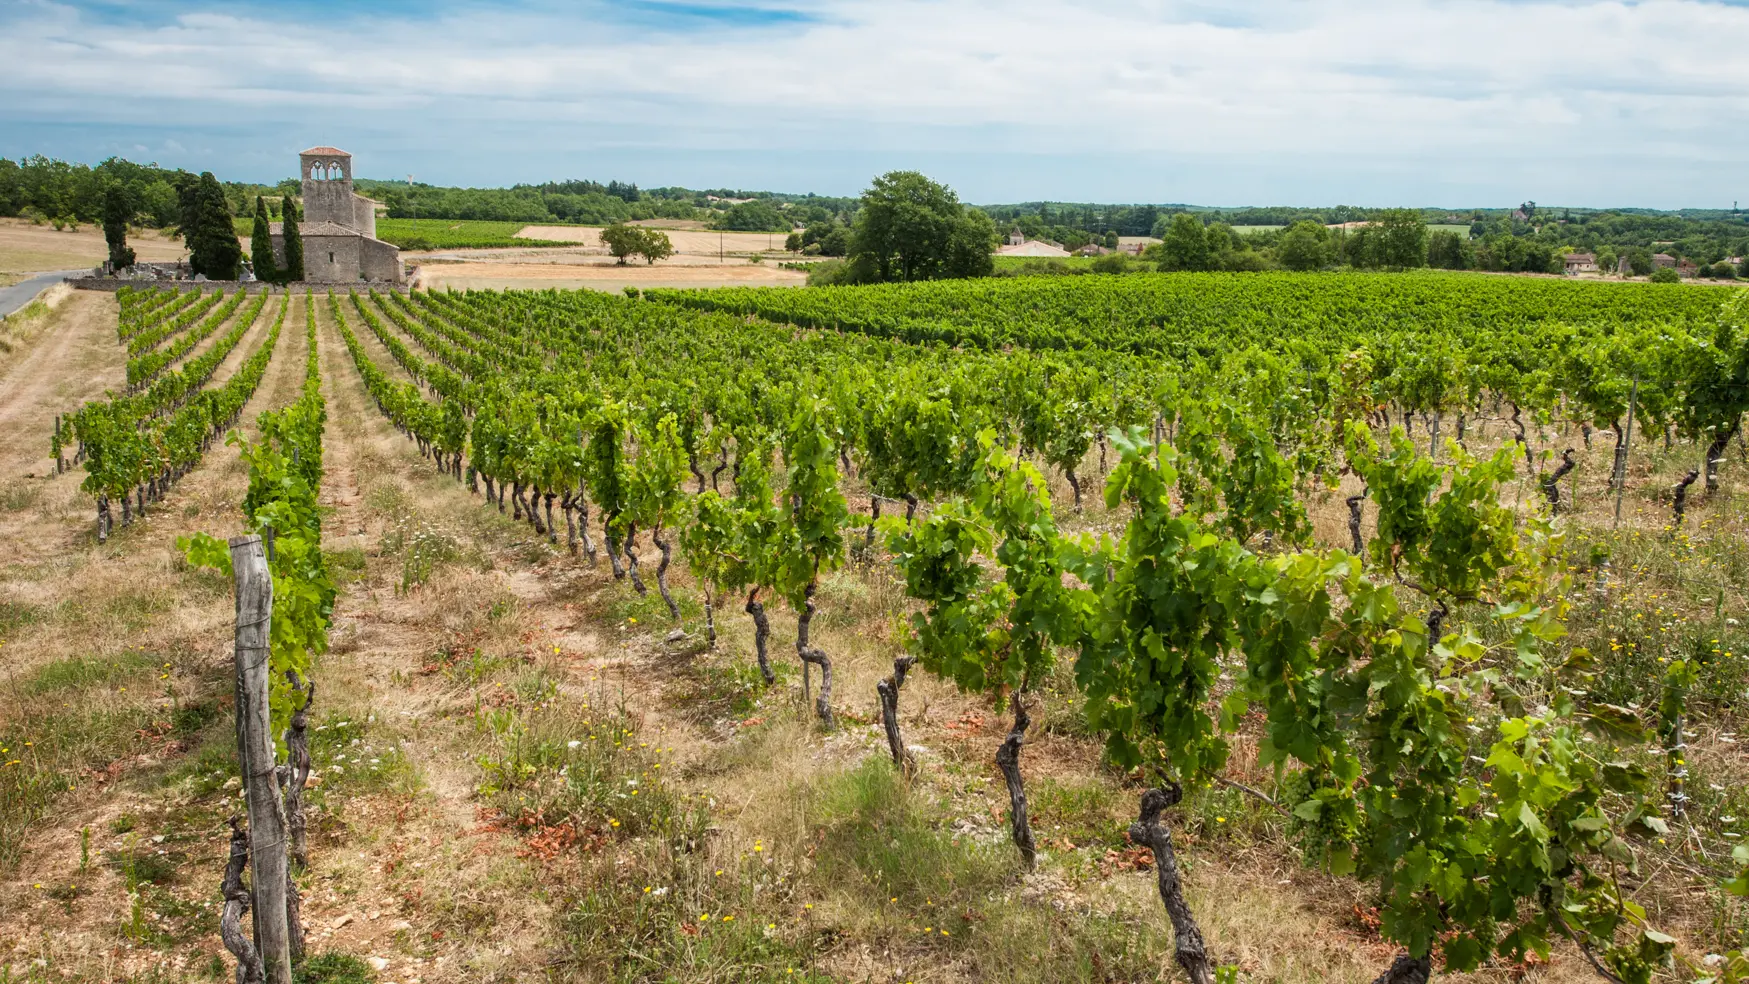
xmin=652 ymin=528 xmax=679 ymax=621
xmin=1705 ymin=421 xmax=1739 ymax=494
xmin=864 ymin=495 xmax=881 ymax=555
xmin=220 ymin=817 xmax=266 ymax=984
xmin=1610 ymin=417 xmax=1630 ymax=491
xmin=1510 ymin=403 xmax=1533 ymax=469
xmin=281 ymin=679 xmax=314 ymax=870
xmin=1346 ymin=492 xmax=1366 ymax=555
xmin=876 ymin=656 xmax=916 ymax=777
xmin=1543 ymin=448 xmax=1576 ymax=513
xmin=562 ymin=494 xmax=578 ymax=555
xmin=623 ymin=524 xmax=646 ymax=594
xmin=796 ymin=580 xmax=833 ymax=727
xmin=1130 ymin=784 xmax=1215 ymax=984
xmin=605 ymin=521 xmax=625 ymax=579
xmin=995 ymin=698 xmax=1037 ymax=868
xmin=702 ymin=585 xmax=716 ymax=646
xmin=745 ymin=589 xmax=775 ymax=684
xmin=1370 ymin=954 xmax=1432 ymax=984
xmin=576 ymin=495 xmax=597 ymax=564
xmin=1674 ymin=468 xmax=1700 ymax=527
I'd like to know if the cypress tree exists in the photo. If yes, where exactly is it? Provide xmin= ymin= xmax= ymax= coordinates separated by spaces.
xmin=174 ymin=174 xmax=202 ymax=238
xmin=187 ymin=172 xmax=241 ymax=280
xmin=281 ymin=195 xmax=305 ymax=283
xmin=102 ymin=184 xmax=136 ymax=271
xmin=249 ymin=195 xmax=278 ymax=283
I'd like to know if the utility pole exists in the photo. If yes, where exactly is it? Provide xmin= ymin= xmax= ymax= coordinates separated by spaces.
xmin=408 ymin=174 xmax=416 ymax=230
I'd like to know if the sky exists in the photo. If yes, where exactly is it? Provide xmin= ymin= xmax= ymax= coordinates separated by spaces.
xmin=1 ymin=0 xmax=1746 ymax=209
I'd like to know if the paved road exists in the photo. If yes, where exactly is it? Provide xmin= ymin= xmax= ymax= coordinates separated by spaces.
xmin=0 ymin=270 xmax=86 ymax=320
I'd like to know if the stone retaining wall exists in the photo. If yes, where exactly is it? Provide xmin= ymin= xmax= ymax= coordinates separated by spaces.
xmin=67 ymin=278 xmax=414 ymax=293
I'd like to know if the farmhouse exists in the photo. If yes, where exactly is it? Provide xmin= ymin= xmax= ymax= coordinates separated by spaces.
xmin=1562 ymin=252 xmax=1598 ymax=274
xmin=996 ymin=239 xmax=1071 ymax=258
xmin=269 ymin=146 xmax=405 ymax=284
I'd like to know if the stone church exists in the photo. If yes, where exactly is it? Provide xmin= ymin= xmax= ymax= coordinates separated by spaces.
xmin=270 ymin=146 xmax=406 ymax=283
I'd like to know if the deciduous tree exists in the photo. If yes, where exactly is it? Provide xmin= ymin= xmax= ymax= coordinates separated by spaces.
xmin=600 ymin=223 xmax=642 ymax=265
xmin=848 ymin=171 xmax=994 ymax=282
xmin=1160 ymin=213 xmax=1213 ymax=271
xmin=1276 ymin=220 xmax=1332 ymax=272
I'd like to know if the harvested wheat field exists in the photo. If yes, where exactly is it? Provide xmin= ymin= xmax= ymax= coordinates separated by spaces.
xmin=513 ymin=225 xmax=792 ymax=256
xmin=411 ymin=255 xmax=807 ymax=292
xmin=0 ymin=218 xmax=185 ymax=283
xmin=3 ymin=272 xmax=1747 ymax=984
xmin=406 ymin=225 xmax=810 ymax=290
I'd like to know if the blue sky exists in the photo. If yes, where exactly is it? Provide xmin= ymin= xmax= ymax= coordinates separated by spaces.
xmin=2 ymin=0 xmax=1746 ymax=209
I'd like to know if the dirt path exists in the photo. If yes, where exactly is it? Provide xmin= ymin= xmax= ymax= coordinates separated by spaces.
xmin=0 ymin=290 xmax=122 ymax=478
xmin=287 ymin=290 xmax=596 ymax=977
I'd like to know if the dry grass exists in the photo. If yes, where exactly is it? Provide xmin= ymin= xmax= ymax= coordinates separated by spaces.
xmin=0 ymin=217 xmax=185 ymax=278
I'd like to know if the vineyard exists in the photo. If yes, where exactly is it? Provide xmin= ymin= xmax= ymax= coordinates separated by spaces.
xmin=1 ymin=271 xmax=1747 ymax=984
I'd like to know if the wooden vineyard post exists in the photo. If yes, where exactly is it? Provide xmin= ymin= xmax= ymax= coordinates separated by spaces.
xmin=229 ymin=535 xmax=293 ymax=984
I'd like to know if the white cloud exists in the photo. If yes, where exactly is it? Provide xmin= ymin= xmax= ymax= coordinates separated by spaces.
xmin=1 ymin=0 xmax=1745 ymax=203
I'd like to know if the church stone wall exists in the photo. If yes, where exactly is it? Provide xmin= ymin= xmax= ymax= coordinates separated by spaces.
xmin=267 ymin=232 xmax=403 ymax=283
xmin=303 ymin=236 xmax=363 ymax=282
xmin=359 ymin=238 xmax=401 ymax=281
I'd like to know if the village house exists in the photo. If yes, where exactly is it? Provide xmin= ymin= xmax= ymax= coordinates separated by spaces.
xmin=995 ymin=239 xmax=1071 ymax=258
xmin=1562 ymin=252 xmax=1598 ymax=275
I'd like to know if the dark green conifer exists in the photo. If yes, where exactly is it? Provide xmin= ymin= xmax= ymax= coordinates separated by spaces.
xmin=187 ymin=172 xmax=241 ymax=280
xmin=281 ymin=195 xmax=305 ymax=283
xmin=102 ymin=184 xmax=135 ymax=271
xmin=250 ymin=195 xmax=278 ymax=283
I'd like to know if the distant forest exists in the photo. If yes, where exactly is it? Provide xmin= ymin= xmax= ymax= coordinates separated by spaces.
xmin=982 ymin=200 xmax=1749 ymax=264
xmin=2 ymin=154 xmax=1744 ymax=263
